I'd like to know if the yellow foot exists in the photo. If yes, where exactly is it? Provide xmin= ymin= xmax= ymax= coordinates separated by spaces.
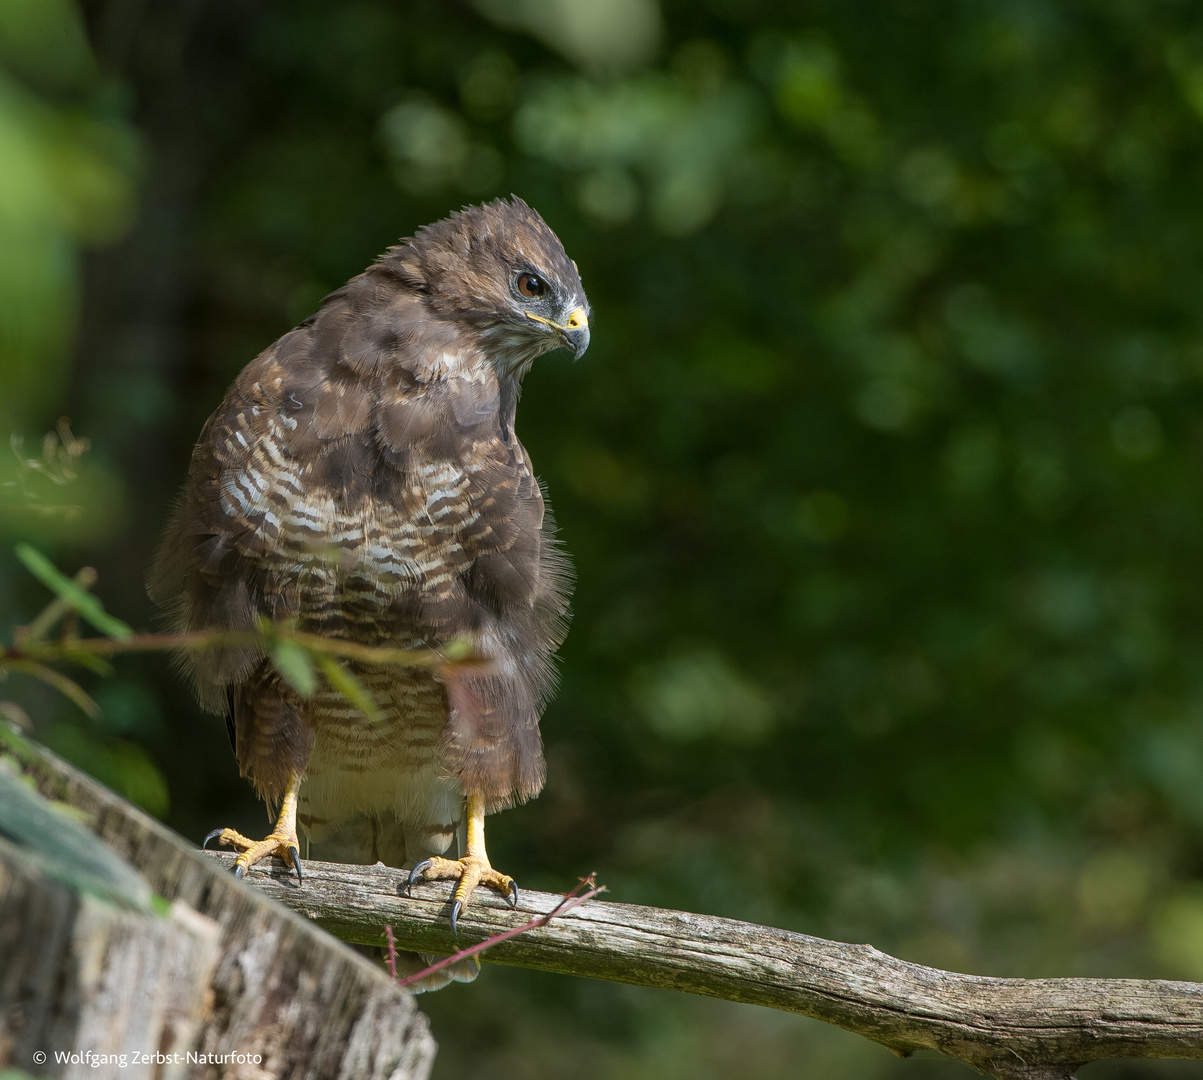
xmin=203 ymin=825 xmax=302 ymax=881
xmin=203 ymin=770 xmax=304 ymax=882
xmin=407 ymin=853 xmax=518 ymax=934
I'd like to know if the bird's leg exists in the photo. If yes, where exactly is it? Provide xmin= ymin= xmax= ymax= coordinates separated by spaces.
xmin=203 ymin=771 xmax=303 ymax=882
xmin=407 ymin=792 xmax=517 ymax=933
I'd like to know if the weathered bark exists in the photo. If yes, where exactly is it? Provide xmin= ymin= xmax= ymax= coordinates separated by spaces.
xmin=214 ymin=848 xmax=1203 ymax=1080
xmin=8 ymin=729 xmax=1203 ymax=1080
xmin=0 ymin=731 xmax=436 ymax=1080
xmin=1 ymin=834 xmax=222 ymax=1080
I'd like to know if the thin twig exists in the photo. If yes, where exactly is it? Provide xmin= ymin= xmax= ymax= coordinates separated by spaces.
xmin=384 ymin=924 xmax=399 ymax=980
xmin=393 ymin=873 xmax=605 ymax=989
xmin=0 ymin=626 xmax=478 ymax=671
xmin=3 ymin=553 xmax=492 ymax=726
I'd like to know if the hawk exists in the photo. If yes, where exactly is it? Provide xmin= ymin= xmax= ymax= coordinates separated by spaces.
xmin=150 ymin=198 xmax=587 ymax=979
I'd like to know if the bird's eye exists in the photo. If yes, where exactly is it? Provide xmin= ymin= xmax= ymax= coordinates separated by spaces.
xmin=516 ymin=272 xmax=546 ymax=298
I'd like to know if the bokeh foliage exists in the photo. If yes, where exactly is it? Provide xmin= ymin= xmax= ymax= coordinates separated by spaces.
xmin=5 ymin=0 xmax=1203 ymax=1075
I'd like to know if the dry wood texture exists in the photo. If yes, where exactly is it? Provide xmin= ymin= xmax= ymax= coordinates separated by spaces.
xmin=0 ymin=731 xmax=435 ymax=1080
xmin=211 ymin=851 xmax=1203 ymax=1080
xmin=2 ymin=838 xmax=223 ymax=1080
xmin=8 ymin=730 xmax=1203 ymax=1080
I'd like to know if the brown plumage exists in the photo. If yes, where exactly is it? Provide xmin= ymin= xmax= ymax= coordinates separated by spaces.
xmin=149 ymin=197 xmax=587 ymax=986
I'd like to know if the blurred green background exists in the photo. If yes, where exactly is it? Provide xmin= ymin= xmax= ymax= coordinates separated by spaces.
xmin=6 ymin=0 xmax=1203 ymax=1075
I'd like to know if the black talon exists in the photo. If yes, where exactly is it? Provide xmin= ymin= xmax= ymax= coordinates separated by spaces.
xmin=232 ymin=863 xmax=245 ymax=879
xmin=406 ymin=858 xmax=433 ymax=895
xmin=202 ymin=828 xmax=225 ymax=850
xmin=507 ymin=882 xmax=519 ymax=909
xmin=449 ymin=898 xmax=462 ymax=936
xmin=288 ymin=845 xmax=303 ymax=883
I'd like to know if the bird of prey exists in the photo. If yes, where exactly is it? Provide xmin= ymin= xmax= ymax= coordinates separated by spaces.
xmin=149 ymin=198 xmax=587 ymax=979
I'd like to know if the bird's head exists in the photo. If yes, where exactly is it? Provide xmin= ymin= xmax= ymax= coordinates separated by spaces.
xmin=390 ymin=196 xmax=590 ymax=376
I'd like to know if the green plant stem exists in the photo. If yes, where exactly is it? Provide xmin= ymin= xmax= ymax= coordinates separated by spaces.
xmin=19 ymin=566 xmax=98 ymax=645
xmin=0 ymin=627 xmax=479 ymax=671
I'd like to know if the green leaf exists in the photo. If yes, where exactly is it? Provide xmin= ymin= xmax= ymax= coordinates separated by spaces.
xmin=0 ymin=766 xmax=152 ymax=913
xmin=270 ymin=640 xmax=317 ymax=697
xmin=14 ymin=543 xmax=133 ymax=639
xmin=72 ymin=652 xmax=114 ymax=677
xmin=315 ymin=654 xmax=384 ymax=724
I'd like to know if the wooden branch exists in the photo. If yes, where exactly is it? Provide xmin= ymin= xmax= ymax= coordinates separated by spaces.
xmin=9 ymin=730 xmax=1203 ymax=1080
xmin=206 ymin=854 xmax=1203 ymax=1080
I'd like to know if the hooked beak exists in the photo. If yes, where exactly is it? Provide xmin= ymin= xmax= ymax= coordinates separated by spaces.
xmin=525 ymin=306 xmax=591 ymax=360
xmin=561 ymin=306 xmax=590 ymax=360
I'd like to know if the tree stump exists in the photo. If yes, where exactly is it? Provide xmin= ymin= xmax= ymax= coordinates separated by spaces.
xmin=0 ymin=729 xmax=436 ymax=1080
